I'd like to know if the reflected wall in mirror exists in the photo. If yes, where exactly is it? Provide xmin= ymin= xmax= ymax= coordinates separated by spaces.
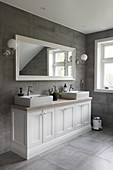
xmin=16 ymin=35 xmax=76 ymax=81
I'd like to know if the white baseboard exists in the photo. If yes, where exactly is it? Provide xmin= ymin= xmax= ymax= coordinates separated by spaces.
xmin=28 ymin=125 xmax=91 ymax=159
xmin=11 ymin=142 xmax=27 ymax=159
xmin=11 ymin=125 xmax=91 ymax=160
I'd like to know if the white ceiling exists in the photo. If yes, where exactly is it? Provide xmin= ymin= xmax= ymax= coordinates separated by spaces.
xmin=1 ymin=0 xmax=113 ymax=34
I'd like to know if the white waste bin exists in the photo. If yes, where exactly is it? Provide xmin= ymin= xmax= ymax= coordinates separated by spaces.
xmin=92 ymin=117 xmax=102 ymax=130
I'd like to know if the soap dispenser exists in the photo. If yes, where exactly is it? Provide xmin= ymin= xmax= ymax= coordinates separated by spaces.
xmin=18 ymin=87 xmax=24 ymax=96
xmin=63 ymin=84 xmax=67 ymax=92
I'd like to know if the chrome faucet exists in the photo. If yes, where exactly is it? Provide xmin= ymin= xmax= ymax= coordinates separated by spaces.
xmin=53 ymin=85 xmax=56 ymax=91
xmin=69 ymin=84 xmax=74 ymax=91
xmin=27 ymin=86 xmax=33 ymax=96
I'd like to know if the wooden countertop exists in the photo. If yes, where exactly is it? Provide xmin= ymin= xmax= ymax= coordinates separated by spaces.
xmin=11 ymin=97 xmax=92 ymax=111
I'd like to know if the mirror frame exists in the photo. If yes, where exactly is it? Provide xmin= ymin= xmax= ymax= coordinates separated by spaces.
xmin=15 ymin=35 xmax=76 ymax=81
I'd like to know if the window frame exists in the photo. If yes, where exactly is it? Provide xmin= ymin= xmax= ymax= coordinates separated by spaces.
xmin=95 ymin=37 xmax=113 ymax=93
xmin=53 ymin=50 xmax=72 ymax=77
xmin=48 ymin=49 xmax=72 ymax=77
xmin=53 ymin=50 xmax=66 ymax=77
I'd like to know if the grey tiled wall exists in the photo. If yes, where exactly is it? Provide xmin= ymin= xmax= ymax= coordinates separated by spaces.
xmin=0 ymin=2 xmax=86 ymax=154
xmin=86 ymin=29 xmax=113 ymax=128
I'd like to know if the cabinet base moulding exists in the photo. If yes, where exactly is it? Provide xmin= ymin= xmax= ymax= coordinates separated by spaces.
xmin=11 ymin=142 xmax=27 ymax=159
xmin=11 ymin=125 xmax=91 ymax=160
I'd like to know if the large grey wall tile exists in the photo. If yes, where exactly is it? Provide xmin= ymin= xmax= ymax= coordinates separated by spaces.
xmin=0 ymin=58 xmax=2 ymax=95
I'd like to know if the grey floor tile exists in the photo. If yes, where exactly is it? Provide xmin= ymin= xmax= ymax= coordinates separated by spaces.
xmin=98 ymin=145 xmax=113 ymax=163
xmin=0 ymin=152 xmax=40 ymax=170
xmin=0 ymin=152 xmax=24 ymax=167
xmin=78 ymin=156 xmax=113 ymax=170
xmin=82 ymin=129 xmax=113 ymax=143
xmin=0 ymin=152 xmax=65 ymax=170
xmin=68 ymin=135 xmax=112 ymax=156
xmin=0 ymin=128 xmax=113 ymax=170
xmin=16 ymin=157 xmax=65 ymax=170
xmin=39 ymin=143 xmax=68 ymax=157
xmin=41 ymin=145 xmax=91 ymax=170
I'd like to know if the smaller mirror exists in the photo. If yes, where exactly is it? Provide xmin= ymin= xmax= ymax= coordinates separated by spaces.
xmin=16 ymin=35 xmax=76 ymax=81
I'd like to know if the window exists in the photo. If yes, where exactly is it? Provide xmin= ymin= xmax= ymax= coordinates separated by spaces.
xmin=95 ymin=37 xmax=113 ymax=92
xmin=54 ymin=51 xmax=65 ymax=76
xmin=48 ymin=49 xmax=72 ymax=77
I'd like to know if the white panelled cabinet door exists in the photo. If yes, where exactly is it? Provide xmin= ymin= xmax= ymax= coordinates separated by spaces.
xmin=74 ymin=103 xmax=83 ymax=129
xmin=29 ymin=110 xmax=43 ymax=147
xmin=75 ymin=101 xmax=91 ymax=129
xmin=64 ymin=105 xmax=74 ymax=134
xmin=55 ymin=104 xmax=74 ymax=137
xmin=43 ymin=108 xmax=54 ymax=143
xmin=54 ymin=106 xmax=65 ymax=137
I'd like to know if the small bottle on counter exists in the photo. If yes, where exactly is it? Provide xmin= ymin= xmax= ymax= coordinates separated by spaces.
xmin=53 ymin=85 xmax=58 ymax=101
xmin=49 ymin=86 xmax=58 ymax=101
xmin=18 ymin=87 xmax=24 ymax=96
xmin=63 ymin=84 xmax=67 ymax=92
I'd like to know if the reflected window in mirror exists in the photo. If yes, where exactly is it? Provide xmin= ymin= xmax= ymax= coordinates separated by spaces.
xmin=48 ymin=49 xmax=72 ymax=77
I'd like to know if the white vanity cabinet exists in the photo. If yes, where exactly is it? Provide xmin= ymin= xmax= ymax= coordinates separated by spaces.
xmin=54 ymin=104 xmax=75 ymax=137
xmin=11 ymin=99 xmax=91 ymax=159
xmin=74 ymin=101 xmax=91 ymax=129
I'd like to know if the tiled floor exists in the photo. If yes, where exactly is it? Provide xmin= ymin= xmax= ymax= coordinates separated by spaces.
xmin=0 ymin=128 xmax=113 ymax=170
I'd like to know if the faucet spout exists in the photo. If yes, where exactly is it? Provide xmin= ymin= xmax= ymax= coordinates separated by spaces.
xmin=69 ymin=84 xmax=74 ymax=91
xmin=27 ymin=86 xmax=33 ymax=96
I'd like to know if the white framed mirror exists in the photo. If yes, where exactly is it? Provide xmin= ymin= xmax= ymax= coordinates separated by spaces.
xmin=15 ymin=35 xmax=76 ymax=81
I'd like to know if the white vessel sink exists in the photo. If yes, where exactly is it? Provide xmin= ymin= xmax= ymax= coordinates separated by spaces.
xmin=14 ymin=94 xmax=53 ymax=107
xmin=61 ymin=91 xmax=89 ymax=100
